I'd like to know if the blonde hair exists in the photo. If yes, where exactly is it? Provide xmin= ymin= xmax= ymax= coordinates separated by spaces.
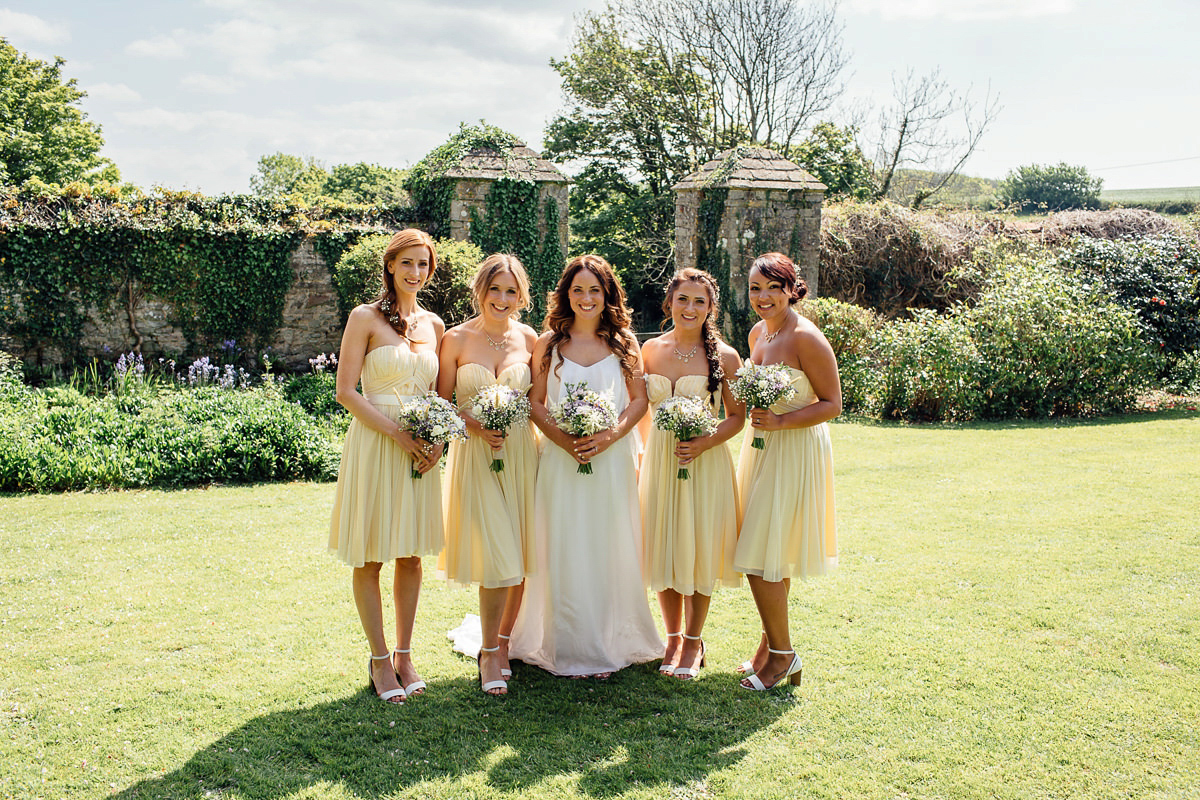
xmin=469 ymin=254 xmax=531 ymax=317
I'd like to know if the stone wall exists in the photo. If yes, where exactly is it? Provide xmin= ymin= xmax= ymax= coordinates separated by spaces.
xmin=74 ymin=238 xmax=342 ymax=369
xmin=449 ymin=179 xmax=570 ymax=256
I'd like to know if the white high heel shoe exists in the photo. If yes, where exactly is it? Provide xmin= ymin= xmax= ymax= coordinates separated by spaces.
xmin=369 ymin=652 xmax=405 ymax=704
xmin=659 ymin=631 xmax=682 ymax=676
xmin=740 ymin=647 xmax=802 ymax=691
xmin=674 ymin=634 xmax=706 ymax=680
xmin=478 ymin=645 xmax=508 ymax=695
xmin=497 ymin=633 xmax=513 ymax=678
xmin=392 ymin=648 xmax=427 ymax=696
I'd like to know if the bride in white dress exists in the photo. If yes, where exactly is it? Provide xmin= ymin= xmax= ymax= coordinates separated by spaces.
xmin=509 ymin=255 xmax=662 ymax=677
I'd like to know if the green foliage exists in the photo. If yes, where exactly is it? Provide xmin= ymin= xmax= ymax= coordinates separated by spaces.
xmin=997 ymin=162 xmax=1103 ymax=212
xmin=871 ymin=309 xmax=983 ymax=421
xmin=405 ymin=122 xmax=524 ymax=237
xmin=282 ymin=371 xmax=344 ymax=418
xmin=251 ymin=154 xmax=411 ymax=207
xmin=789 ymin=122 xmax=876 ymax=201
xmin=469 ymin=178 xmax=539 ymax=273
xmin=427 ymin=237 xmax=484 ymax=326
xmin=0 ymin=38 xmax=115 ymax=187
xmin=798 ymin=297 xmax=881 ymax=412
xmin=330 ymin=234 xmax=480 ymax=327
xmin=0 ymin=383 xmax=341 ymax=492
xmin=1057 ymin=234 xmax=1200 ymax=372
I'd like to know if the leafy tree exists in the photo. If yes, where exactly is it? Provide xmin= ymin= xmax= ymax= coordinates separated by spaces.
xmin=996 ymin=162 xmax=1103 ymax=212
xmin=249 ymin=153 xmax=328 ymax=201
xmin=322 ymin=163 xmax=409 ymax=206
xmin=788 ymin=122 xmax=875 ymax=200
xmin=0 ymin=38 xmax=116 ymax=187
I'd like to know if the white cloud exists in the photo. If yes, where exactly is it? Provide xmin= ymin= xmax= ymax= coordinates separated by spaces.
xmin=180 ymin=73 xmax=244 ymax=94
xmin=84 ymin=82 xmax=142 ymax=102
xmin=0 ymin=9 xmax=69 ymax=44
xmin=125 ymin=33 xmax=188 ymax=59
xmin=847 ymin=0 xmax=1076 ymax=20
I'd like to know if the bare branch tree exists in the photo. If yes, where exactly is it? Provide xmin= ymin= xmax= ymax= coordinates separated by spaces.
xmin=870 ymin=68 xmax=1001 ymax=208
xmin=617 ymin=0 xmax=848 ymax=157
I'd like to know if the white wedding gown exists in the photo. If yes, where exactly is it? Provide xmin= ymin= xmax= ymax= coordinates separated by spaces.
xmin=509 ymin=351 xmax=663 ymax=675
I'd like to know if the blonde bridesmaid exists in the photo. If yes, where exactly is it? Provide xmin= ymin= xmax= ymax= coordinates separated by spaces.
xmin=638 ymin=268 xmax=744 ymax=679
xmin=329 ymin=229 xmax=445 ymax=704
xmin=437 ymin=254 xmax=538 ymax=696
xmin=734 ymin=252 xmax=840 ymax=691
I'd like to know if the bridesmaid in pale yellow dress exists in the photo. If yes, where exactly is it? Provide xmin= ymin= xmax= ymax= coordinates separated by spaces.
xmin=437 ymin=254 xmax=538 ymax=696
xmin=638 ymin=268 xmax=744 ymax=680
xmin=329 ymin=229 xmax=445 ymax=704
xmin=734 ymin=252 xmax=840 ymax=691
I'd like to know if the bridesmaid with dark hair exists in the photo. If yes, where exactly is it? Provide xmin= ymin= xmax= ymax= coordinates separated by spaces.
xmin=734 ymin=252 xmax=840 ymax=691
xmin=638 ymin=268 xmax=744 ymax=679
xmin=329 ymin=229 xmax=445 ymax=704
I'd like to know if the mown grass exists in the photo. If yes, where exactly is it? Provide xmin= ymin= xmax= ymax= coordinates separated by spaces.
xmin=2 ymin=413 xmax=1199 ymax=799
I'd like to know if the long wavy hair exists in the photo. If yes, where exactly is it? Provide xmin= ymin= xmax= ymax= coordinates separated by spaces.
xmin=661 ymin=267 xmax=727 ymax=394
xmin=542 ymin=254 xmax=639 ymax=380
xmin=469 ymin=254 xmax=531 ymax=318
xmin=750 ymin=252 xmax=808 ymax=304
xmin=379 ymin=229 xmax=437 ymax=339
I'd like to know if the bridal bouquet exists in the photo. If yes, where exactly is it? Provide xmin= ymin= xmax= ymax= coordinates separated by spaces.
xmin=469 ymin=384 xmax=531 ymax=473
xmin=653 ymin=396 xmax=718 ymax=480
xmin=396 ymin=390 xmax=467 ymax=478
xmin=730 ymin=362 xmax=795 ymax=450
xmin=550 ymin=381 xmax=618 ymax=475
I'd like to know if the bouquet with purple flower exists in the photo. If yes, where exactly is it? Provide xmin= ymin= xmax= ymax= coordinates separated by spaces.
xmin=730 ymin=362 xmax=795 ymax=450
xmin=550 ymin=381 xmax=619 ymax=475
xmin=469 ymin=384 xmax=531 ymax=473
xmin=653 ymin=395 xmax=718 ymax=479
xmin=396 ymin=390 xmax=468 ymax=478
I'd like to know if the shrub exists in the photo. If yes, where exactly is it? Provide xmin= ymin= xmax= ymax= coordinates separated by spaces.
xmin=283 ymin=372 xmax=344 ymax=419
xmin=964 ymin=255 xmax=1158 ymax=418
xmin=871 ymin=310 xmax=983 ymax=421
xmin=996 ymin=162 xmax=1103 ymax=212
xmin=798 ymin=297 xmax=882 ymax=413
xmin=331 ymin=234 xmax=481 ymax=326
xmin=0 ymin=384 xmax=341 ymax=492
xmin=1057 ymin=234 xmax=1200 ymax=378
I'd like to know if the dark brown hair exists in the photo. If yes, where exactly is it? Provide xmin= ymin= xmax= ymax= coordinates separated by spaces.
xmin=661 ymin=268 xmax=726 ymax=394
xmin=750 ymin=252 xmax=808 ymax=305
xmin=542 ymin=254 xmax=639 ymax=380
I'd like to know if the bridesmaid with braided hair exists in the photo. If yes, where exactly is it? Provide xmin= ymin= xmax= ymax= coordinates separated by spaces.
xmin=638 ymin=268 xmax=745 ymax=680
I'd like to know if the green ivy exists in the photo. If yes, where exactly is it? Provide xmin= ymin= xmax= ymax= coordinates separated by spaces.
xmin=697 ymin=187 xmax=753 ymax=353
xmin=0 ymin=189 xmax=420 ymax=364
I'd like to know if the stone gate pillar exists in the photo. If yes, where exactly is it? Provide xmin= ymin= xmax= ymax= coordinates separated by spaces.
xmin=674 ymin=147 xmax=825 ymax=346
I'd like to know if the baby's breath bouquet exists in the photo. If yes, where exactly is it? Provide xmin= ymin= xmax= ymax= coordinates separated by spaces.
xmin=469 ymin=384 xmax=531 ymax=473
xmin=730 ymin=362 xmax=795 ymax=450
xmin=653 ymin=395 xmax=718 ymax=479
xmin=397 ymin=390 xmax=467 ymax=478
xmin=550 ymin=382 xmax=619 ymax=475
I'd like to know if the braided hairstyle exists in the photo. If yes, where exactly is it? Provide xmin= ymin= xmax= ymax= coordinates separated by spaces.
xmin=542 ymin=254 xmax=639 ymax=381
xmin=379 ymin=229 xmax=437 ymax=339
xmin=662 ymin=267 xmax=726 ymax=395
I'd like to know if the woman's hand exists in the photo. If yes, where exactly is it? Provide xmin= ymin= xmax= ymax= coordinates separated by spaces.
xmin=749 ymin=408 xmax=784 ymax=431
xmin=394 ymin=428 xmax=439 ymax=473
xmin=573 ymin=429 xmax=616 ymax=465
xmin=674 ymin=434 xmax=713 ymax=466
xmin=465 ymin=415 xmax=506 ymax=451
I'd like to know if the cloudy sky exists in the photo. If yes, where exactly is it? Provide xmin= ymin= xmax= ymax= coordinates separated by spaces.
xmin=3 ymin=0 xmax=1198 ymax=194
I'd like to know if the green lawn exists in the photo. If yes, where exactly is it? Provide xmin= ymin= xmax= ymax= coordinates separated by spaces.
xmin=1100 ymin=186 xmax=1200 ymax=204
xmin=2 ymin=413 xmax=1199 ymax=799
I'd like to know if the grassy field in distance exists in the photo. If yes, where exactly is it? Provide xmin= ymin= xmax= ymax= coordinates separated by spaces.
xmin=1100 ymin=185 xmax=1200 ymax=203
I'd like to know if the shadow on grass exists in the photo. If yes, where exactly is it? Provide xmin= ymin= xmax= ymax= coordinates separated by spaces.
xmin=112 ymin=660 xmax=792 ymax=798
